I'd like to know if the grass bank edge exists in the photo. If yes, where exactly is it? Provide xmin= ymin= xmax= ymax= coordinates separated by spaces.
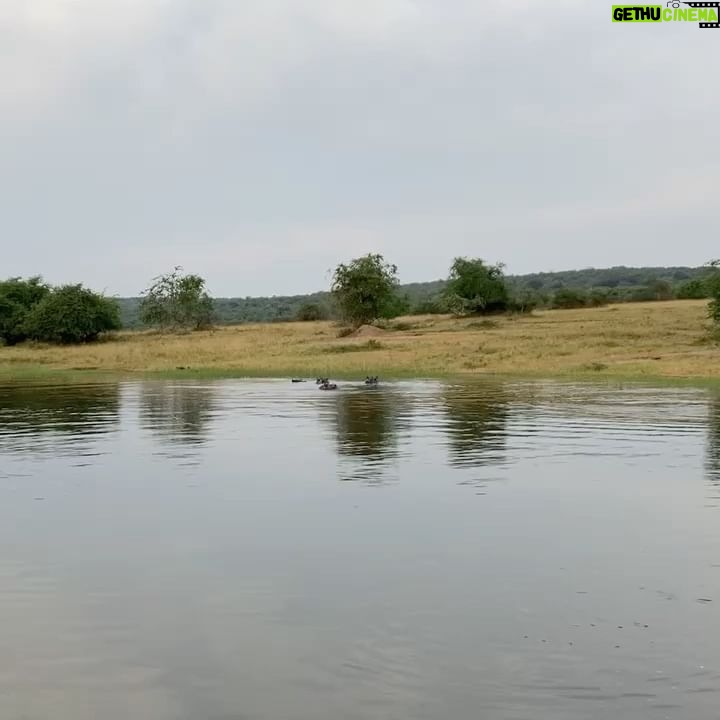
xmin=2 ymin=362 xmax=720 ymax=389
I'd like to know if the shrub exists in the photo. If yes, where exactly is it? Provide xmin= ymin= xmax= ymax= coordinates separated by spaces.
xmin=411 ymin=297 xmax=444 ymax=315
xmin=24 ymin=285 xmax=121 ymax=344
xmin=552 ymin=288 xmax=587 ymax=309
xmin=0 ymin=277 xmax=51 ymax=345
xmin=629 ymin=287 xmax=657 ymax=302
xmin=649 ymin=279 xmax=674 ymax=301
xmin=443 ymin=257 xmax=509 ymax=316
xmin=706 ymin=262 xmax=720 ymax=326
xmin=379 ymin=292 xmax=411 ymax=319
xmin=677 ymin=279 xmax=708 ymax=299
xmin=140 ymin=267 xmax=214 ymax=331
xmin=296 ymin=302 xmax=325 ymax=321
xmin=331 ymin=254 xmax=401 ymax=327
xmin=587 ymin=290 xmax=610 ymax=307
xmin=506 ymin=290 xmax=538 ymax=313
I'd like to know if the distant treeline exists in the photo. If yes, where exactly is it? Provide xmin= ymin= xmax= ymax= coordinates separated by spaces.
xmin=116 ymin=266 xmax=710 ymax=327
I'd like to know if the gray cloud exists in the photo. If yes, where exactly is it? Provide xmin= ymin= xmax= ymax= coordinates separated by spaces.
xmin=1 ymin=1 xmax=718 ymax=296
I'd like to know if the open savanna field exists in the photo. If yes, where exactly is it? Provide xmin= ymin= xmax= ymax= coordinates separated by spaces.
xmin=1 ymin=299 xmax=719 ymax=383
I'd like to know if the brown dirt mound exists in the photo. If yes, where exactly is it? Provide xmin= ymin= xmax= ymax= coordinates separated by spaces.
xmin=350 ymin=324 xmax=386 ymax=338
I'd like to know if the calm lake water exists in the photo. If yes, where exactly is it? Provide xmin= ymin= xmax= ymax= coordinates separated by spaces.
xmin=0 ymin=378 xmax=719 ymax=720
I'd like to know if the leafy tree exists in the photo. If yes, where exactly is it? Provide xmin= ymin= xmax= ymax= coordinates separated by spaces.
xmin=629 ymin=285 xmax=670 ymax=302
xmin=649 ymin=279 xmax=673 ymax=301
xmin=676 ymin=279 xmax=708 ymax=299
xmin=379 ymin=291 xmax=411 ymax=319
xmin=140 ymin=267 xmax=214 ymax=331
xmin=443 ymin=257 xmax=509 ymax=316
xmin=552 ymin=288 xmax=587 ymax=309
xmin=705 ymin=261 xmax=720 ymax=326
xmin=0 ymin=277 xmax=51 ymax=345
xmin=330 ymin=254 xmax=400 ymax=327
xmin=412 ymin=296 xmax=444 ymax=315
xmin=507 ymin=290 xmax=539 ymax=314
xmin=296 ymin=302 xmax=326 ymax=321
xmin=24 ymin=285 xmax=121 ymax=344
xmin=587 ymin=289 xmax=610 ymax=307
xmin=0 ymin=295 xmax=26 ymax=346
xmin=0 ymin=276 xmax=50 ymax=308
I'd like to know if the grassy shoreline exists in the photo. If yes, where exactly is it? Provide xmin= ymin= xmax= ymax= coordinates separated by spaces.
xmin=2 ymin=366 xmax=720 ymax=390
xmin=1 ymin=300 xmax=719 ymax=387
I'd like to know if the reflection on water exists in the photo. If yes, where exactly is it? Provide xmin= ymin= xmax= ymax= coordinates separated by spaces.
xmin=0 ymin=383 xmax=119 ymax=460
xmin=0 ymin=378 xmax=719 ymax=720
xmin=441 ymin=382 xmax=509 ymax=468
xmin=319 ymin=387 xmax=414 ymax=483
xmin=136 ymin=382 xmax=218 ymax=466
xmin=705 ymin=393 xmax=720 ymax=506
xmin=139 ymin=382 xmax=217 ymax=447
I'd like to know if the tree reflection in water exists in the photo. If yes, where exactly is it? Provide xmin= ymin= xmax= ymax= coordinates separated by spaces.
xmin=0 ymin=382 xmax=120 ymax=456
xmin=139 ymin=382 xmax=217 ymax=452
xmin=705 ymin=392 xmax=720 ymax=506
xmin=441 ymin=383 xmax=509 ymax=470
xmin=323 ymin=387 xmax=413 ymax=485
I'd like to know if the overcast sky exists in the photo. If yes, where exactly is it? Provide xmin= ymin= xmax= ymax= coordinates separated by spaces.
xmin=2 ymin=1 xmax=718 ymax=297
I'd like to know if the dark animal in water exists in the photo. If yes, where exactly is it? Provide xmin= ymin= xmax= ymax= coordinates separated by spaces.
xmin=364 ymin=376 xmax=379 ymax=386
xmin=319 ymin=381 xmax=337 ymax=390
xmin=291 ymin=378 xmax=305 ymax=383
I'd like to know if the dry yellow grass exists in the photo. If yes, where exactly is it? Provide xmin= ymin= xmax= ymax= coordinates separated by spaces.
xmin=1 ymin=300 xmax=719 ymax=382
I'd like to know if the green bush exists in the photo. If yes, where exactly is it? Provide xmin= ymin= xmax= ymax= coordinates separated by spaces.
xmin=0 ymin=277 xmax=50 ymax=345
xmin=140 ymin=267 xmax=214 ymax=331
xmin=677 ymin=279 xmax=708 ymax=299
xmin=443 ymin=257 xmax=509 ymax=316
xmin=628 ymin=286 xmax=656 ymax=302
xmin=552 ymin=288 xmax=587 ymax=309
xmin=411 ymin=297 xmax=444 ymax=314
xmin=554 ymin=287 xmax=610 ymax=308
xmin=379 ymin=292 xmax=411 ymax=319
xmin=24 ymin=285 xmax=121 ymax=344
xmin=587 ymin=290 xmax=610 ymax=307
xmin=296 ymin=302 xmax=326 ymax=321
xmin=507 ymin=290 xmax=539 ymax=313
xmin=0 ymin=295 xmax=28 ymax=346
xmin=331 ymin=254 xmax=401 ymax=327
xmin=649 ymin=279 xmax=674 ymax=300
xmin=707 ymin=264 xmax=720 ymax=326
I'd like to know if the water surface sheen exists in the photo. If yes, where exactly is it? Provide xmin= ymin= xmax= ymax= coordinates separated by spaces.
xmin=0 ymin=378 xmax=719 ymax=720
